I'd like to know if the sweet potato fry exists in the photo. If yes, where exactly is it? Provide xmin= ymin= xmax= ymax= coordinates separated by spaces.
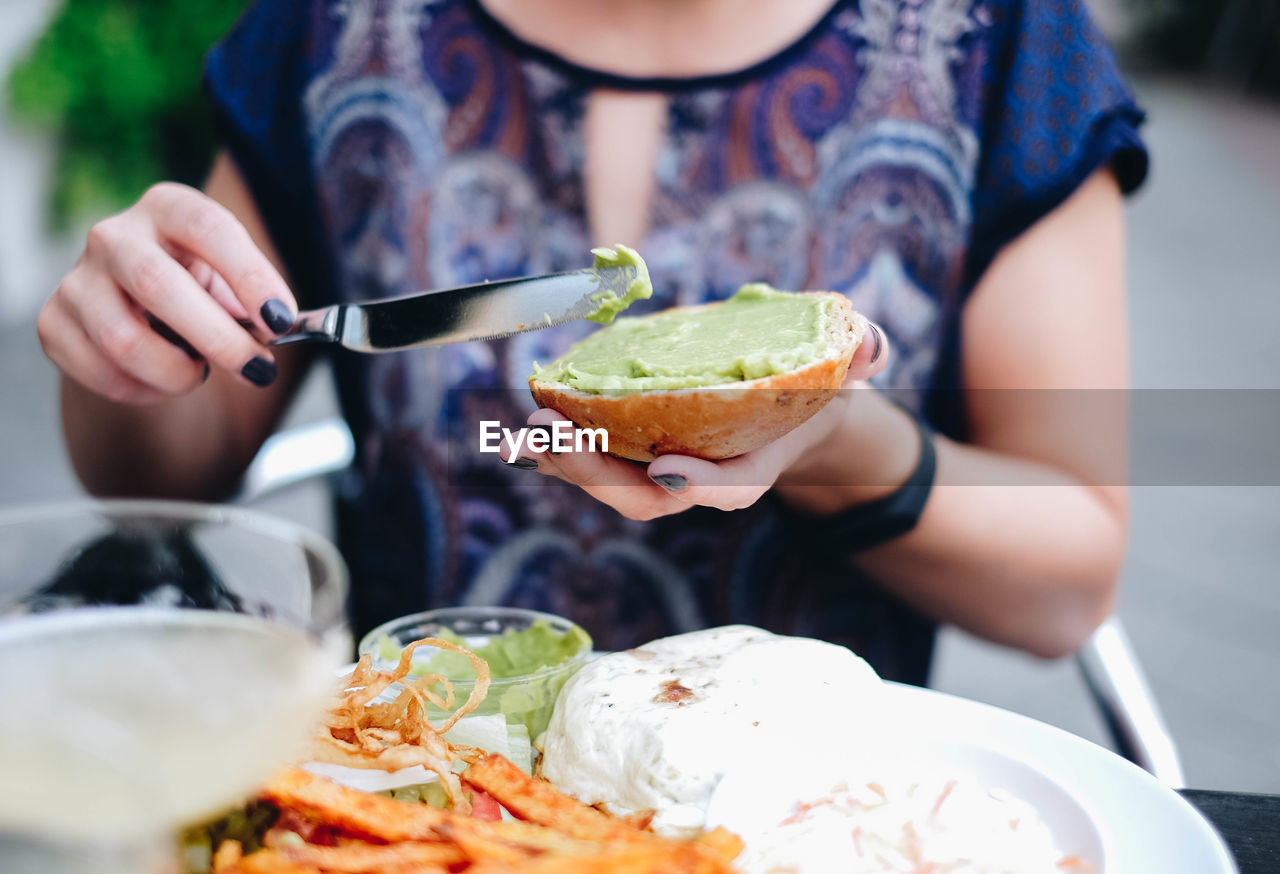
xmin=260 ymin=768 xmax=444 ymax=842
xmin=261 ymin=768 xmax=600 ymax=858
xmin=433 ymin=815 xmax=600 ymax=858
xmin=693 ymin=827 xmax=745 ymax=865
xmin=463 ymin=754 xmax=649 ymax=843
xmin=622 ymin=809 xmax=657 ymax=831
xmin=276 ymin=841 xmax=465 ymax=871
xmin=466 ymin=842 xmax=734 ymax=874
xmin=212 ymin=840 xmax=243 ymax=872
xmin=218 ymin=849 xmax=322 ymax=874
xmin=446 ymin=830 xmax=538 ymax=867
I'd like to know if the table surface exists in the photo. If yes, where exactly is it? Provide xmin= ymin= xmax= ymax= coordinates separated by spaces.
xmin=1180 ymin=789 xmax=1280 ymax=874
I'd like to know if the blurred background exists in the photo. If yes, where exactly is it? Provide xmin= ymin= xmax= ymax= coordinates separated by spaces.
xmin=1 ymin=0 xmax=1278 ymax=792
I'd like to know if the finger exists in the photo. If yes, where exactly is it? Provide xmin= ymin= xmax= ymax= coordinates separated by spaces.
xmin=516 ymin=410 xmax=652 ymax=488
xmin=139 ymin=183 xmax=296 ymax=336
xmin=645 ymin=452 xmax=774 ymax=511
xmin=100 ymin=235 xmax=279 ymax=387
xmin=498 ymin=418 xmax=594 ymax=465
xmin=513 ymin=409 xmax=687 ymax=521
xmin=513 ymin=448 xmax=680 ymax=521
xmin=186 ymin=256 xmax=249 ymax=320
xmin=844 ymin=318 xmax=889 ymax=385
xmin=60 ymin=275 xmax=205 ymax=395
xmin=497 ymin=428 xmax=540 ymax=470
xmin=37 ymin=296 xmax=171 ymax=405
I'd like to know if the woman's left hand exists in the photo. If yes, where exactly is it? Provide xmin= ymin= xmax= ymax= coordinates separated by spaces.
xmin=505 ymin=320 xmax=888 ymax=520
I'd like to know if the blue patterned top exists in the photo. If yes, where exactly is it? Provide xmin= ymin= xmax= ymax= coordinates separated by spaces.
xmin=205 ymin=0 xmax=1147 ymax=683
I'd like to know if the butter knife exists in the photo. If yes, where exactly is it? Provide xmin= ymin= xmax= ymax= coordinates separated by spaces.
xmin=267 ymin=266 xmax=639 ymax=351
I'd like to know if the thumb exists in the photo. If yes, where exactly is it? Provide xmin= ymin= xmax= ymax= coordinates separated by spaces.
xmin=645 ymin=453 xmax=774 ymax=512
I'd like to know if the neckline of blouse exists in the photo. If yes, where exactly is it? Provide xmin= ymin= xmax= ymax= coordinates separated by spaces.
xmin=462 ymin=0 xmax=850 ymax=93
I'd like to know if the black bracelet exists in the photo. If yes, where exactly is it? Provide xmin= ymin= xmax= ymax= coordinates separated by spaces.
xmin=784 ymin=411 xmax=937 ymax=552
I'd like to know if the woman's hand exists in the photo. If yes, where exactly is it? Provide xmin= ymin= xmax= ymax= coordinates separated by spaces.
xmin=506 ymin=320 xmax=897 ymax=520
xmin=38 ymin=182 xmax=297 ymax=405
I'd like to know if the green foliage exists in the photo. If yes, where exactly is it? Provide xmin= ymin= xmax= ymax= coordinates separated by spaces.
xmin=5 ymin=0 xmax=246 ymax=228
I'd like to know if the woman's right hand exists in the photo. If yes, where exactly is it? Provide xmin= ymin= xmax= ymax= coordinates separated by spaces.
xmin=38 ymin=182 xmax=298 ymax=405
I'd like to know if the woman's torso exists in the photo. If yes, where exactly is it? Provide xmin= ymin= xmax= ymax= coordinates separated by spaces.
xmin=296 ymin=0 xmax=984 ymax=682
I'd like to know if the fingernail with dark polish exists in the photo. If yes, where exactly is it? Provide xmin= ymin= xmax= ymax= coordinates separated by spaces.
xmin=509 ymin=457 xmax=538 ymax=470
xmin=868 ymin=322 xmax=884 ymax=364
xmin=241 ymin=356 xmax=277 ymax=387
xmin=650 ymin=473 xmax=687 ymax=492
xmin=260 ymin=299 xmax=294 ymax=335
xmin=528 ymin=425 xmax=559 ymax=454
xmin=201 ymin=363 xmax=211 ymax=383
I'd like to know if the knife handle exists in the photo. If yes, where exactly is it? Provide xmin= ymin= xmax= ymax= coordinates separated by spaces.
xmin=268 ymin=305 xmax=342 ymax=346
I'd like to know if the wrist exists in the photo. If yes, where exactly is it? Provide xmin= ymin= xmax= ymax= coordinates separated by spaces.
xmin=777 ymin=388 xmax=922 ymax=514
xmin=771 ymin=404 xmax=938 ymax=554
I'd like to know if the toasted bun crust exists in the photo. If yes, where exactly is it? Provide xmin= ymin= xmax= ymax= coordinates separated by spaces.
xmin=529 ymin=292 xmax=864 ymax=462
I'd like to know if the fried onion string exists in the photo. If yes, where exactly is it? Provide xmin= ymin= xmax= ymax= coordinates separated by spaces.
xmin=305 ymin=637 xmax=494 ymax=814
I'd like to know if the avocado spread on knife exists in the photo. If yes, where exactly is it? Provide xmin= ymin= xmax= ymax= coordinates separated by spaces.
xmin=585 ymin=244 xmax=653 ymax=324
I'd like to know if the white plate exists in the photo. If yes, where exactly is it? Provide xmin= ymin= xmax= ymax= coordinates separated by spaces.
xmin=710 ymin=683 xmax=1235 ymax=873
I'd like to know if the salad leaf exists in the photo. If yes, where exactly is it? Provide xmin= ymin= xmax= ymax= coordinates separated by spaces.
xmin=382 ymin=781 xmax=451 ymax=808
xmin=444 ymin=713 xmax=533 ymax=775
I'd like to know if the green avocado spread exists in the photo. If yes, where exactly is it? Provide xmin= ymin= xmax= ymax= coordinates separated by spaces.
xmin=533 ymin=283 xmax=833 ymax=394
xmin=585 ymin=244 xmax=653 ymax=324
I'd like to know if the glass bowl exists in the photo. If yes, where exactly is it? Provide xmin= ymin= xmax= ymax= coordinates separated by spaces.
xmin=357 ymin=606 xmax=591 ymax=746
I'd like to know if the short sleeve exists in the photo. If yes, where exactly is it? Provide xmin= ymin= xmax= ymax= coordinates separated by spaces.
xmin=965 ymin=0 xmax=1149 ymax=287
xmin=203 ymin=0 xmax=336 ymax=306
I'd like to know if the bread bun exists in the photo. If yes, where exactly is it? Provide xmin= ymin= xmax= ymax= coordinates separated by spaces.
xmin=529 ymin=292 xmax=864 ymax=462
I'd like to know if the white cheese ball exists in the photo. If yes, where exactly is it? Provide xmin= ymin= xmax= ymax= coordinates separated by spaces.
xmin=538 ymin=625 xmax=882 ymax=837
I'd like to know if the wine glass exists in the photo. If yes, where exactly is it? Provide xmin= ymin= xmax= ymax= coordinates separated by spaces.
xmin=0 ymin=499 xmax=350 ymax=874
